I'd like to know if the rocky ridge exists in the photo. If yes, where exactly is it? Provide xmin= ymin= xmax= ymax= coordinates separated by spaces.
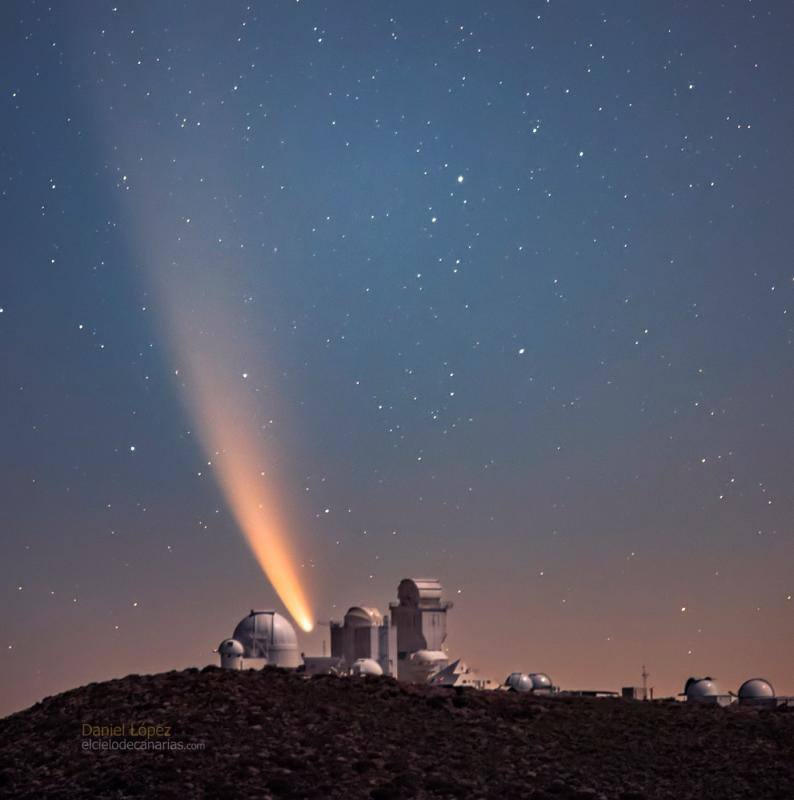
xmin=1 ymin=666 xmax=792 ymax=799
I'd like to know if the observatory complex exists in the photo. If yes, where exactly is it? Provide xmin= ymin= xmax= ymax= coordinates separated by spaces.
xmin=216 ymin=577 xmax=505 ymax=689
xmin=214 ymin=576 xmax=786 ymax=704
xmin=681 ymin=676 xmax=788 ymax=707
xmin=217 ymin=610 xmax=302 ymax=671
xmin=321 ymin=578 xmax=461 ymax=683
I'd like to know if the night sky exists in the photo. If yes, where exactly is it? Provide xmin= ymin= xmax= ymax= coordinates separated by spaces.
xmin=2 ymin=1 xmax=793 ymax=716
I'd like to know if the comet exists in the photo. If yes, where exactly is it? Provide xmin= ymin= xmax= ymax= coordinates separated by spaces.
xmin=114 ymin=171 xmax=314 ymax=633
xmin=180 ymin=340 xmax=315 ymax=633
xmin=159 ymin=274 xmax=315 ymax=634
xmin=93 ymin=52 xmax=315 ymax=630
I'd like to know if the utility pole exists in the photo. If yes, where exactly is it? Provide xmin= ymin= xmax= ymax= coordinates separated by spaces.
xmin=641 ymin=664 xmax=650 ymax=701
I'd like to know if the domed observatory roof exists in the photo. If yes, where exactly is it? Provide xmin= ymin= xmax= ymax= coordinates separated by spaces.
xmin=400 ymin=649 xmax=449 ymax=683
xmin=344 ymin=606 xmax=383 ymax=627
xmin=217 ymin=638 xmax=244 ymax=670
xmin=738 ymin=678 xmax=775 ymax=700
xmin=232 ymin=610 xmax=301 ymax=668
xmin=684 ymin=677 xmax=722 ymax=699
xmin=504 ymin=672 xmax=533 ymax=693
xmin=530 ymin=673 xmax=553 ymax=691
xmin=218 ymin=638 xmax=244 ymax=655
xmin=350 ymin=658 xmax=383 ymax=677
xmin=411 ymin=649 xmax=448 ymax=665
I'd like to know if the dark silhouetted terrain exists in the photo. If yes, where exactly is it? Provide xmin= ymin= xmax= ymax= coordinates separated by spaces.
xmin=1 ymin=667 xmax=792 ymax=799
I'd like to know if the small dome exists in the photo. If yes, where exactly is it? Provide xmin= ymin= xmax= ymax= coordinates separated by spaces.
xmin=410 ymin=649 xmax=448 ymax=666
xmin=530 ymin=672 xmax=553 ymax=690
xmin=217 ymin=638 xmax=244 ymax=656
xmin=505 ymin=672 xmax=533 ymax=693
xmin=351 ymin=658 xmax=383 ymax=677
xmin=344 ymin=606 xmax=383 ymax=626
xmin=738 ymin=678 xmax=775 ymax=699
xmin=685 ymin=677 xmax=722 ymax=698
xmin=232 ymin=610 xmax=300 ymax=667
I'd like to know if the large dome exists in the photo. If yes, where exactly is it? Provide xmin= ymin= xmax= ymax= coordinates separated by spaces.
xmin=232 ymin=610 xmax=300 ymax=668
xmin=738 ymin=678 xmax=775 ymax=699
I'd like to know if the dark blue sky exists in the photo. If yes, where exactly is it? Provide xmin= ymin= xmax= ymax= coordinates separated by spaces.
xmin=1 ymin=0 xmax=793 ymax=714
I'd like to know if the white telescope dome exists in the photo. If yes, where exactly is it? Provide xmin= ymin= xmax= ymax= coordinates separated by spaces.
xmin=738 ymin=678 xmax=775 ymax=699
xmin=350 ymin=658 xmax=383 ymax=677
xmin=684 ymin=677 xmax=721 ymax=698
xmin=410 ymin=650 xmax=448 ymax=666
xmin=217 ymin=638 xmax=244 ymax=656
xmin=217 ymin=638 xmax=244 ymax=670
xmin=530 ymin=672 xmax=553 ymax=690
xmin=505 ymin=672 xmax=533 ymax=693
xmin=232 ymin=610 xmax=301 ymax=668
xmin=344 ymin=606 xmax=383 ymax=626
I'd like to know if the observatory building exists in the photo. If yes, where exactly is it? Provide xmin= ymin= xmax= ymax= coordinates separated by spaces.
xmin=213 ymin=599 xmax=790 ymax=706
xmin=323 ymin=578 xmax=454 ymax=681
xmin=428 ymin=658 xmax=497 ymax=690
xmin=737 ymin=678 xmax=777 ymax=706
xmin=216 ymin=610 xmax=301 ymax=670
xmin=502 ymin=672 xmax=557 ymax=694
xmin=683 ymin=677 xmax=733 ymax=706
xmin=217 ymin=577 xmax=545 ymax=691
xmin=329 ymin=606 xmax=396 ymax=676
xmin=217 ymin=577 xmax=496 ymax=685
xmin=504 ymin=672 xmax=533 ymax=693
xmin=529 ymin=672 xmax=555 ymax=694
xmin=389 ymin=578 xmax=453 ymax=682
xmin=350 ymin=658 xmax=383 ymax=677
xmin=680 ymin=676 xmax=791 ymax=708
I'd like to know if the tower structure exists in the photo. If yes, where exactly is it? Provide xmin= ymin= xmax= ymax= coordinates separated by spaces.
xmin=388 ymin=578 xmax=453 ymax=680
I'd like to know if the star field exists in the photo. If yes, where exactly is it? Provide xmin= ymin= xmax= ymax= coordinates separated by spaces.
xmin=1 ymin=0 xmax=793 ymax=713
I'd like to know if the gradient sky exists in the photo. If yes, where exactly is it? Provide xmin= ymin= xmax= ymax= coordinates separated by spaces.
xmin=2 ymin=0 xmax=793 ymax=716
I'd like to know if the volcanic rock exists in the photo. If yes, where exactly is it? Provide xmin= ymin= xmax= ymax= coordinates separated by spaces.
xmin=0 ymin=667 xmax=792 ymax=798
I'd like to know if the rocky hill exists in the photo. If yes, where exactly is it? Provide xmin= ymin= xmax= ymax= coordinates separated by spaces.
xmin=0 ymin=667 xmax=792 ymax=799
